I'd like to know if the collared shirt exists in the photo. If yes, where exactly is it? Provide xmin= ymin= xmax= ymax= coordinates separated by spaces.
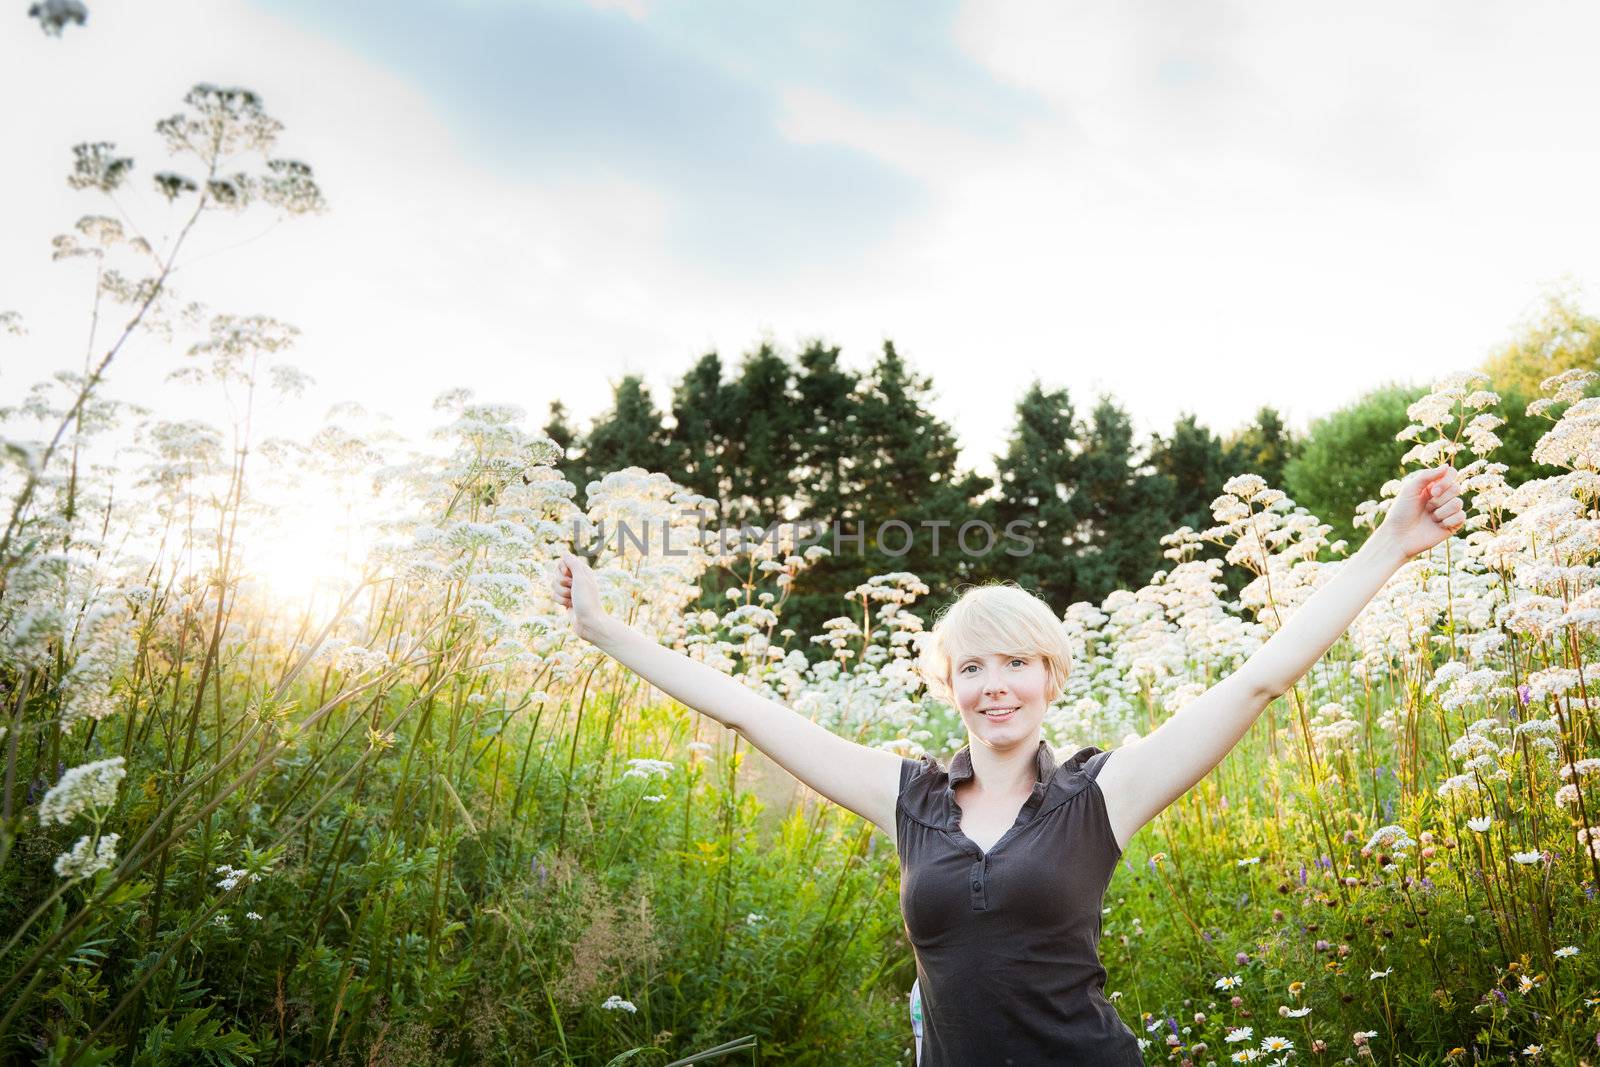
xmin=895 ymin=740 xmax=1142 ymax=1066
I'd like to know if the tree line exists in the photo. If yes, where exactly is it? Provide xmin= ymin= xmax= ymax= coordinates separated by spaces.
xmin=543 ymin=292 xmax=1598 ymax=646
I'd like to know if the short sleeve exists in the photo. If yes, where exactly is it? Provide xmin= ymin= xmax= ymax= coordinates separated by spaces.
xmin=896 ymin=754 xmax=949 ymax=829
xmin=898 ymin=756 xmax=926 ymax=797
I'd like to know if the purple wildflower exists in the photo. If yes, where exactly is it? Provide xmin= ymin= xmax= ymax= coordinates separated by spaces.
xmin=1518 ymin=683 xmax=1531 ymax=707
xmin=1299 ymin=862 xmax=1308 ymax=885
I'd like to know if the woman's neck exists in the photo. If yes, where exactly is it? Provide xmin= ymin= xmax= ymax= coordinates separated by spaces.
xmin=966 ymin=730 xmax=1046 ymax=795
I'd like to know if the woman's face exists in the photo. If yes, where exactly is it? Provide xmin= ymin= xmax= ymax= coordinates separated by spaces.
xmin=950 ymin=650 xmax=1053 ymax=754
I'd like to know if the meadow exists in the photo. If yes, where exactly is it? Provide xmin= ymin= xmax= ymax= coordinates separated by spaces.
xmin=3 ymin=84 xmax=1599 ymax=1067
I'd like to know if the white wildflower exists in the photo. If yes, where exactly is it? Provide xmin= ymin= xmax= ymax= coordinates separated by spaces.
xmin=622 ymin=758 xmax=674 ymax=781
xmin=36 ymin=757 xmax=126 ymax=825
xmin=52 ymin=833 xmax=119 ymax=879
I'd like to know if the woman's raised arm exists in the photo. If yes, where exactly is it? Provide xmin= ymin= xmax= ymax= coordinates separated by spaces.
xmin=552 ymin=553 xmax=904 ymax=840
xmin=1094 ymin=464 xmax=1467 ymax=851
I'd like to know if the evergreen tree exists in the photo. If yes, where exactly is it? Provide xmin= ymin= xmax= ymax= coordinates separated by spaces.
xmin=1148 ymin=413 xmax=1227 ymax=535
xmin=722 ymin=342 xmax=804 ymax=527
xmin=1224 ymin=406 xmax=1297 ymax=490
xmin=989 ymin=382 xmax=1079 ymax=606
xmin=1070 ymin=397 xmax=1169 ymax=602
xmin=576 ymin=374 xmax=670 ymax=503
xmin=786 ymin=341 xmax=988 ymax=641
xmin=792 ymin=340 xmax=859 ymax=526
xmin=666 ymin=351 xmax=735 ymax=520
xmin=542 ymin=399 xmax=585 ymax=491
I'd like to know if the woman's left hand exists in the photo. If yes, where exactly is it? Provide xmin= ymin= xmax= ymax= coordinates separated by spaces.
xmin=1374 ymin=464 xmax=1467 ymax=559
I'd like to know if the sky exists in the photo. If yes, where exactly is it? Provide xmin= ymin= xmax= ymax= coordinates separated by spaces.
xmin=4 ymin=0 xmax=1600 ymax=481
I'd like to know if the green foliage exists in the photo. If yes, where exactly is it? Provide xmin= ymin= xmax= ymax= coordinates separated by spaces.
xmin=1480 ymin=287 xmax=1600 ymax=398
xmin=1284 ymin=383 xmax=1421 ymax=547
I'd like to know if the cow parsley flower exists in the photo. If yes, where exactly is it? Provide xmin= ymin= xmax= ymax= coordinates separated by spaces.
xmin=1364 ymin=825 xmax=1416 ymax=853
xmin=600 ymin=994 xmax=637 ymax=1013
xmin=37 ymin=757 xmax=126 ymax=825
xmin=622 ymin=758 xmax=673 ymax=781
xmin=215 ymin=864 xmax=259 ymax=891
xmin=53 ymin=833 xmax=119 ymax=879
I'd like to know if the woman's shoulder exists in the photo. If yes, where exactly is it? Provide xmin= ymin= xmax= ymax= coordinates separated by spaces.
xmin=1037 ymin=744 xmax=1114 ymax=814
xmin=896 ymin=752 xmax=951 ymax=828
xmin=1050 ymin=744 xmax=1108 ymax=777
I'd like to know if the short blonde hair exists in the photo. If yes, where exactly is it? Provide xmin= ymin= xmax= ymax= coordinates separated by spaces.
xmin=917 ymin=582 xmax=1073 ymax=706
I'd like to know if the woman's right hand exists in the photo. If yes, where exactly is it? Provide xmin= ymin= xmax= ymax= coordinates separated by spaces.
xmin=552 ymin=551 xmax=607 ymax=642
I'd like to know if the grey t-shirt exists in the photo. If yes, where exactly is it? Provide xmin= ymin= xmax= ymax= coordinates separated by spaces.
xmin=896 ymin=740 xmax=1143 ymax=1066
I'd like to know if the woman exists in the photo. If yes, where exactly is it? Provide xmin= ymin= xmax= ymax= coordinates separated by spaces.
xmin=551 ymin=464 xmax=1466 ymax=1064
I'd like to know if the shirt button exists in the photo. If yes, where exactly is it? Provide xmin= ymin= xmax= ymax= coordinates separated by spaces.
xmin=971 ymin=880 xmax=982 ymax=891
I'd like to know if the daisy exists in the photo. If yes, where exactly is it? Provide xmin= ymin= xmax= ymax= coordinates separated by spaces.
xmin=1369 ymin=968 xmax=1392 ymax=980
xmin=1231 ymin=1051 xmax=1260 ymax=1063
xmin=1215 ymin=975 xmax=1243 ymax=991
xmin=1260 ymin=1036 xmax=1294 ymax=1052
xmin=1554 ymin=946 xmax=1578 ymax=958
xmin=1466 ymin=815 xmax=1492 ymax=832
xmin=1226 ymin=1026 xmax=1254 ymax=1043
xmin=1511 ymin=851 xmax=1544 ymax=865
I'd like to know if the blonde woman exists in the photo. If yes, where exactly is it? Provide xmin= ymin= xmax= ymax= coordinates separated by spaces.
xmin=552 ymin=465 xmax=1465 ymax=1065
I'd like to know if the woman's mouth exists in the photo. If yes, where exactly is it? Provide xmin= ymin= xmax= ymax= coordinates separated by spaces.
xmin=981 ymin=706 xmax=1018 ymax=721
